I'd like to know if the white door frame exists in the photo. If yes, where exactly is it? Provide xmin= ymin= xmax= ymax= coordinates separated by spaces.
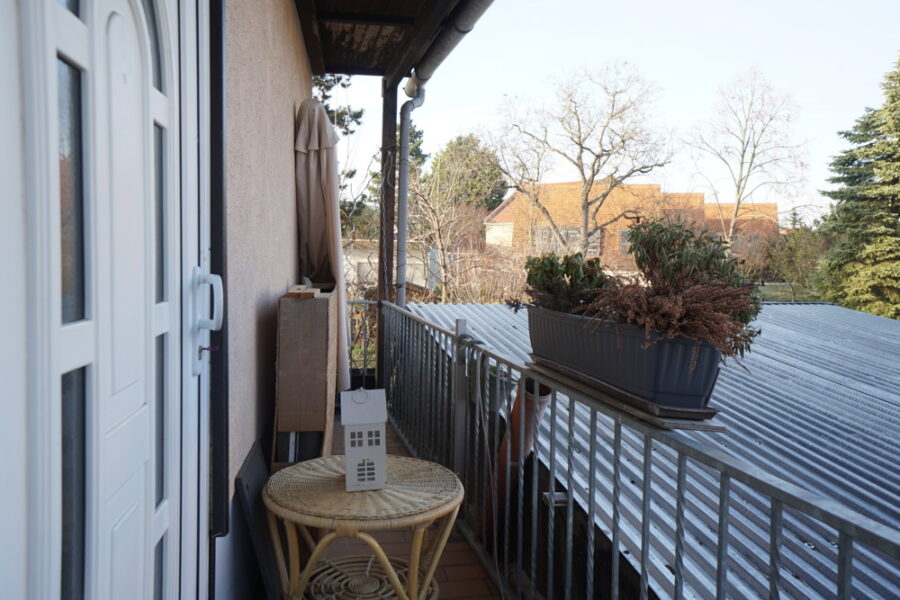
xmin=20 ymin=2 xmax=59 ymax=595
xmin=179 ymin=0 xmax=214 ymax=597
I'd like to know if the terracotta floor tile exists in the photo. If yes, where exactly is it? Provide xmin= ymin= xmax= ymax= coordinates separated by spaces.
xmin=439 ymin=578 xmax=494 ymax=598
xmin=443 ymin=564 xmax=490 ymax=580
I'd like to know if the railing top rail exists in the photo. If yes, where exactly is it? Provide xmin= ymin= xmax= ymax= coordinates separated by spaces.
xmin=382 ymin=301 xmax=458 ymax=338
xmin=383 ymin=300 xmax=900 ymax=559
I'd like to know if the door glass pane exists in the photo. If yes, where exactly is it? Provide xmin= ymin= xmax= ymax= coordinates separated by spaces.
xmin=154 ymin=125 xmax=166 ymax=302
xmin=58 ymin=58 xmax=86 ymax=323
xmin=153 ymin=535 xmax=165 ymax=600
xmin=58 ymin=0 xmax=80 ymax=17
xmin=140 ymin=0 xmax=163 ymax=92
xmin=62 ymin=367 xmax=86 ymax=600
xmin=155 ymin=334 xmax=166 ymax=506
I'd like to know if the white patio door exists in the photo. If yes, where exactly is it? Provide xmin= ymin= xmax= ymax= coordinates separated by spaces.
xmin=91 ymin=0 xmax=182 ymax=597
xmin=25 ymin=0 xmax=189 ymax=598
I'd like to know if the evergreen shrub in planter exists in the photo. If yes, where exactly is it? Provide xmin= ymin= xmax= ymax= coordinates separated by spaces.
xmin=519 ymin=220 xmax=761 ymax=412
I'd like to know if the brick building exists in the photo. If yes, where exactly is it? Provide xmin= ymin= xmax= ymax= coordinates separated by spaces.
xmin=484 ymin=181 xmax=778 ymax=268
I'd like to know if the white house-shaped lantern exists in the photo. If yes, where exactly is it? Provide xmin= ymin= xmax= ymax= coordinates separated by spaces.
xmin=340 ymin=388 xmax=387 ymax=492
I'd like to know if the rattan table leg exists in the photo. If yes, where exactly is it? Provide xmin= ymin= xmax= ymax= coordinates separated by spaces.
xmin=356 ymin=531 xmax=411 ymax=600
xmin=266 ymin=512 xmax=289 ymax=597
xmin=407 ymin=525 xmax=427 ymax=600
xmin=291 ymin=530 xmax=339 ymax=598
xmin=285 ymin=520 xmax=303 ymax=594
xmin=419 ymin=505 xmax=460 ymax=599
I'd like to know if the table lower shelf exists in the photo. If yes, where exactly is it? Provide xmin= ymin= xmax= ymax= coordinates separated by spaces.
xmin=306 ymin=555 xmax=438 ymax=600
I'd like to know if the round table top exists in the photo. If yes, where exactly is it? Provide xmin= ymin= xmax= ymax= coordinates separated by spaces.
xmin=264 ymin=455 xmax=463 ymax=530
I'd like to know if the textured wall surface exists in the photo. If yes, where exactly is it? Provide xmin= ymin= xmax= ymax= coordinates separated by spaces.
xmin=218 ymin=1 xmax=311 ymax=597
xmin=225 ymin=0 xmax=311 ymax=486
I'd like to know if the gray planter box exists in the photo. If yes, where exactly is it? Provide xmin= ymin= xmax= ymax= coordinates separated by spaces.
xmin=527 ymin=305 xmax=721 ymax=410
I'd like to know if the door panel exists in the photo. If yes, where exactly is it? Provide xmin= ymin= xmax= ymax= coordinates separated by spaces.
xmin=95 ymin=0 xmax=154 ymax=596
xmin=102 ymin=406 xmax=150 ymax=500
xmin=108 ymin=471 xmax=147 ymax=598
xmin=92 ymin=0 xmax=180 ymax=598
xmin=107 ymin=6 xmax=147 ymax=396
xmin=24 ymin=0 xmax=191 ymax=598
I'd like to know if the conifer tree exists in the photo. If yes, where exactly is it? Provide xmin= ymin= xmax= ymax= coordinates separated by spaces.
xmin=816 ymin=58 xmax=900 ymax=319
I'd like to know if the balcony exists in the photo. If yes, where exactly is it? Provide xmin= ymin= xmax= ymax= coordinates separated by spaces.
xmin=347 ymin=300 xmax=900 ymax=599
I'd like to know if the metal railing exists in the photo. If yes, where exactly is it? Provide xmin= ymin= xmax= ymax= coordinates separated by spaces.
xmin=379 ymin=301 xmax=900 ymax=599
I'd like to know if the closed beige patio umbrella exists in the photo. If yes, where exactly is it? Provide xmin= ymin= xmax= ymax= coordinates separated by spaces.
xmin=295 ymin=97 xmax=350 ymax=391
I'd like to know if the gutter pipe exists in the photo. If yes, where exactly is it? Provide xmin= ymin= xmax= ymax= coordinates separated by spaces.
xmin=396 ymin=85 xmax=425 ymax=307
xmin=396 ymin=0 xmax=495 ymax=306
xmin=403 ymin=0 xmax=495 ymax=98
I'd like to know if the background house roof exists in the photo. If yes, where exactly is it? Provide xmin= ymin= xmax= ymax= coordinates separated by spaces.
xmin=407 ymin=301 xmax=900 ymax=597
xmin=484 ymin=182 xmax=778 ymax=228
xmin=484 ymin=181 xmax=672 ymax=225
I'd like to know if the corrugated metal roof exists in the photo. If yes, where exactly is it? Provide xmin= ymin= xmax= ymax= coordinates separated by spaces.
xmin=405 ymin=301 xmax=900 ymax=599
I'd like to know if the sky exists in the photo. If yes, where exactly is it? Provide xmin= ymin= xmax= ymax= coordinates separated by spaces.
xmin=333 ymin=0 xmax=900 ymax=224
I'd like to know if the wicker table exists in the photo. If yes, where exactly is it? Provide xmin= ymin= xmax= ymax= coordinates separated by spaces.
xmin=263 ymin=455 xmax=464 ymax=600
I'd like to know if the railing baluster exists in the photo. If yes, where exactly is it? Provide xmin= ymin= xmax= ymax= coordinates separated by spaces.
xmin=364 ymin=304 xmax=370 ymax=376
xmin=530 ymin=371 xmax=540 ymax=600
xmin=428 ymin=325 xmax=436 ymax=461
xmin=610 ymin=419 xmax=621 ymax=600
xmin=640 ymin=433 xmax=653 ymax=600
xmin=404 ymin=313 xmax=411 ymax=431
xmin=564 ymin=396 xmax=576 ymax=600
xmin=417 ymin=321 xmax=425 ymax=454
xmin=516 ymin=373 xmax=528 ymax=598
xmin=502 ymin=367 xmax=512 ymax=582
xmin=453 ymin=320 xmax=467 ymax=474
xmin=674 ymin=453 xmax=687 ymax=600
xmin=547 ymin=389 xmax=558 ymax=600
xmin=471 ymin=350 xmax=482 ymax=518
xmin=716 ymin=472 xmax=731 ymax=600
xmin=412 ymin=320 xmax=418 ymax=436
xmin=394 ymin=310 xmax=402 ymax=424
xmin=837 ymin=531 xmax=853 ymax=600
xmin=769 ymin=498 xmax=782 ymax=600
xmin=586 ymin=408 xmax=598 ymax=600
xmin=441 ymin=337 xmax=448 ymax=463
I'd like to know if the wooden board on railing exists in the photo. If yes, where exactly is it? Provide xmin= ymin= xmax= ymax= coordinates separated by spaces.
xmin=526 ymin=358 xmax=726 ymax=433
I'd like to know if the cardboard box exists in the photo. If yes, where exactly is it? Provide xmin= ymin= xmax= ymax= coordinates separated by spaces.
xmin=275 ymin=289 xmax=336 ymax=438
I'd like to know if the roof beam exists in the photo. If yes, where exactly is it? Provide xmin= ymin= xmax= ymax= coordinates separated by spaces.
xmin=383 ymin=0 xmax=458 ymax=88
xmin=321 ymin=64 xmax=385 ymax=76
xmin=295 ymin=0 xmax=326 ymax=75
xmin=318 ymin=11 xmax=414 ymax=27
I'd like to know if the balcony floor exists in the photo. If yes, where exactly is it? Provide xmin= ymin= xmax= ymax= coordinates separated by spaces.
xmin=331 ymin=421 xmax=501 ymax=599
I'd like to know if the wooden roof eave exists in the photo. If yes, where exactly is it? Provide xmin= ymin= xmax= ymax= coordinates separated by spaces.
xmin=295 ymin=0 xmax=460 ymax=79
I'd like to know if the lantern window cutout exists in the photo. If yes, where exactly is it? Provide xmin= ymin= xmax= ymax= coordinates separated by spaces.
xmin=340 ymin=388 xmax=387 ymax=492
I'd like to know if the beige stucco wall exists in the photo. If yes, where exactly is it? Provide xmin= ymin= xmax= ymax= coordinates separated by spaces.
xmin=218 ymin=1 xmax=311 ymax=597
xmin=224 ymin=0 xmax=311 ymax=490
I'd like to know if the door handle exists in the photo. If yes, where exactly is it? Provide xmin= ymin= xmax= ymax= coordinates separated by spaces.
xmin=196 ymin=268 xmax=224 ymax=331
xmin=193 ymin=266 xmax=224 ymax=375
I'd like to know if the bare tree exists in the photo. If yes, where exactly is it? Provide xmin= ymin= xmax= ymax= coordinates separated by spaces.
xmin=494 ymin=64 xmax=671 ymax=255
xmin=688 ymin=70 xmax=806 ymax=243
xmin=407 ymin=150 xmax=488 ymax=303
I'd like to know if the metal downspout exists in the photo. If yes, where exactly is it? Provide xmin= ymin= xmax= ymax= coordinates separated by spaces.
xmin=396 ymin=85 xmax=425 ymax=307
